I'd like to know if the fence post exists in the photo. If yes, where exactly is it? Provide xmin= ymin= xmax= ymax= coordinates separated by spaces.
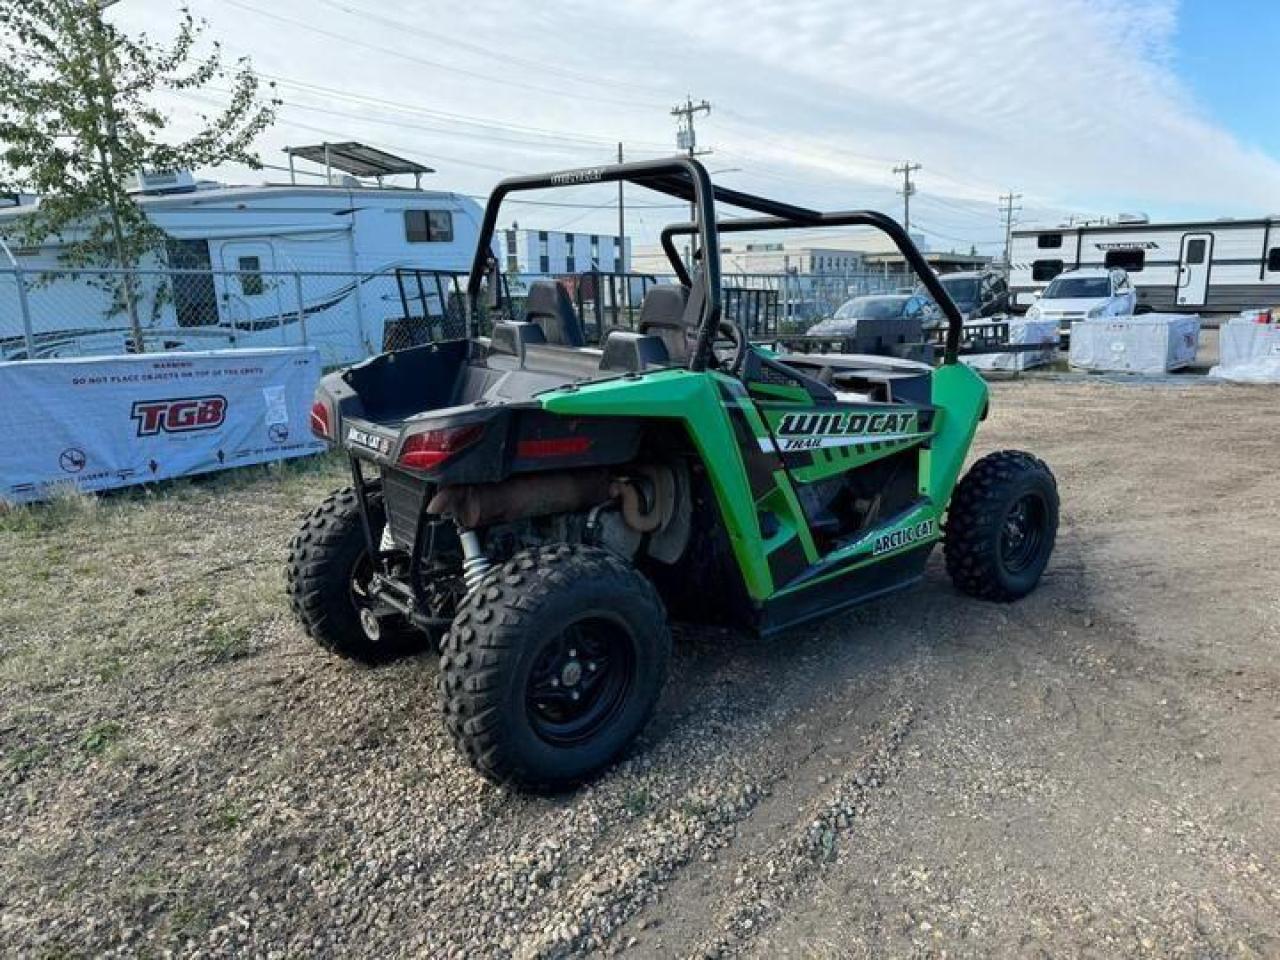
xmin=13 ymin=265 xmax=36 ymax=359
xmin=293 ymin=272 xmax=307 ymax=345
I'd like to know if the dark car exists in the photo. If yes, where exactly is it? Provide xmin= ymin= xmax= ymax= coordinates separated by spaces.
xmin=808 ymin=294 xmax=930 ymax=335
xmin=915 ymin=270 xmax=1009 ymax=323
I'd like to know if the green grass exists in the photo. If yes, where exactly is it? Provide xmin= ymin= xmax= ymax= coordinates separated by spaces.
xmin=198 ymin=623 xmax=255 ymax=664
xmin=79 ymin=721 xmax=124 ymax=756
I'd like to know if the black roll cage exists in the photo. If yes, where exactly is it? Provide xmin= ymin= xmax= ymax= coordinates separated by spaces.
xmin=468 ymin=157 xmax=964 ymax=368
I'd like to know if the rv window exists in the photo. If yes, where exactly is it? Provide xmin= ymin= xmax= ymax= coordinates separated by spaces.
xmin=1185 ymin=238 xmax=1206 ymax=265
xmin=404 ymin=210 xmax=454 ymax=243
xmin=1032 ymin=259 xmax=1064 ymax=281
xmin=237 ymin=256 xmax=264 ymax=296
xmin=1267 ymin=247 xmax=1280 ymax=272
xmin=1104 ymin=249 xmax=1145 ymax=272
xmin=1037 ymin=233 xmax=1063 ymax=249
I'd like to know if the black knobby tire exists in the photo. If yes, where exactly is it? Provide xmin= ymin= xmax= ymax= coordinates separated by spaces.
xmin=439 ymin=544 xmax=671 ymax=791
xmin=286 ymin=485 xmax=424 ymax=663
xmin=944 ymin=450 xmax=1059 ymax=602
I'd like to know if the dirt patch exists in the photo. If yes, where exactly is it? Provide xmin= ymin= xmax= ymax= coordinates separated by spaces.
xmin=1 ymin=380 xmax=1277 ymax=958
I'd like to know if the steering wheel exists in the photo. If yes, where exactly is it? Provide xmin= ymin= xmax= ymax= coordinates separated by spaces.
xmin=709 ymin=320 xmax=749 ymax=375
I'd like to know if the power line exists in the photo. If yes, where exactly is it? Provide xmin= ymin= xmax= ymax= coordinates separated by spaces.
xmin=893 ymin=161 xmax=922 ymax=233
xmin=310 ymin=0 xmax=671 ymax=103
xmin=219 ymin=0 xmax=666 ymax=111
xmin=258 ymin=74 xmax=672 ymax=152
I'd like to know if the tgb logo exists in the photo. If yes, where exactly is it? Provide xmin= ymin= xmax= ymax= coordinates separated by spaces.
xmin=131 ymin=395 xmax=227 ymax=436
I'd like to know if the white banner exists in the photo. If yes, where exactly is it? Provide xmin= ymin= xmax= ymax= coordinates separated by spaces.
xmin=0 ymin=347 xmax=325 ymax=503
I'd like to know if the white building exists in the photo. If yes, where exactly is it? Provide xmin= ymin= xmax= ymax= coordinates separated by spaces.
xmin=501 ymin=227 xmax=631 ymax=276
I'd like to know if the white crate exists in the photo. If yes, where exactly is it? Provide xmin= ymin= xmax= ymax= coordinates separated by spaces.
xmin=1209 ymin=318 xmax=1280 ymax=383
xmin=1068 ymin=314 xmax=1200 ymax=374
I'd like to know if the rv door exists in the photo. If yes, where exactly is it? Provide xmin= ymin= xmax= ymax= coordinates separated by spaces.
xmin=1177 ymin=233 xmax=1212 ymax=307
xmin=216 ymin=241 xmax=289 ymax=342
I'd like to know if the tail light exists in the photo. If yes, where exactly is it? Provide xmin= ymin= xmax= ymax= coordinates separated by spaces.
xmin=310 ymin=400 xmax=333 ymax=439
xmin=398 ymin=424 xmax=483 ymax=471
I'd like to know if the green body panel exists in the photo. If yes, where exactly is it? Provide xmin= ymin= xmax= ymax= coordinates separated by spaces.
xmin=539 ymin=369 xmax=779 ymax=599
xmin=537 ymin=357 xmax=989 ymax=608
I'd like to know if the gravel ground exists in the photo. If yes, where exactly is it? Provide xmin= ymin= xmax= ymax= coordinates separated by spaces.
xmin=1 ymin=377 xmax=1277 ymax=958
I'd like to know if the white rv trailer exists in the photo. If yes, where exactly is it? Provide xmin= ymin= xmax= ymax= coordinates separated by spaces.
xmin=1008 ymin=216 xmax=1280 ymax=317
xmin=0 ymin=145 xmax=487 ymax=365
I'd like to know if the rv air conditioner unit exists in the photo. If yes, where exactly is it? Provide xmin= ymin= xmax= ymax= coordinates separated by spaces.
xmin=127 ymin=170 xmax=197 ymax=195
xmin=329 ymin=174 xmax=362 ymax=188
xmin=1115 ymin=212 xmax=1150 ymax=224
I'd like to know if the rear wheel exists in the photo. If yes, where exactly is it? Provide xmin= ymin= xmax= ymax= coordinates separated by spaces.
xmin=286 ymin=485 xmax=425 ymax=662
xmin=944 ymin=450 xmax=1058 ymax=601
xmin=439 ymin=544 xmax=670 ymax=791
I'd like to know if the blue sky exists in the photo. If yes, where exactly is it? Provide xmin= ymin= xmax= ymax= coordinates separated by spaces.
xmin=110 ymin=0 xmax=1280 ymax=252
xmin=1175 ymin=0 xmax=1280 ymax=160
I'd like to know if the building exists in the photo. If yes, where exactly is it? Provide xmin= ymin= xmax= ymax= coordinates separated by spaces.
xmin=861 ymin=250 xmax=993 ymax=289
xmin=501 ymin=227 xmax=631 ymax=276
xmin=720 ymin=243 xmax=867 ymax=276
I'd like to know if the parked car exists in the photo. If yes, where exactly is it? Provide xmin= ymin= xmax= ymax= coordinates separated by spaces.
xmin=1027 ymin=268 xmax=1136 ymax=335
xmin=808 ymin=294 xmax=931 ymax=335
xmin=915 ymin=270 xmax=1010 ymax=324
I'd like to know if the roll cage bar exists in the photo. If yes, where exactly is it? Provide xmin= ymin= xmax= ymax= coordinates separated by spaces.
xmin=467 ymin=157 xmax=964 ymax=369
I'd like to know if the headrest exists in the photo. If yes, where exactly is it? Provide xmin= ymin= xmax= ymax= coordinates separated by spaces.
xmin=526 ymin=280 xmax=576 ymax=320
xmin=524 ymin=280 xmax=585 ymax=347
xmin=638 ymin=284 xmax=690 ymax=331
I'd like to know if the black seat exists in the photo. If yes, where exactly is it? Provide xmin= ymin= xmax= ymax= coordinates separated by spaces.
xmin=525 ymin=280 xmax=586 ymax=347
xmin=637 ymin=283 xmax=693 ymax=360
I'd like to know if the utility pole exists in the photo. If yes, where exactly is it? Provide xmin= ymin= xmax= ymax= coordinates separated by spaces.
xmin=671 ymin=95 xmax=711 ymax=265
xmin=998 ymin=190 xmax=1023 ymax=271
xmin=616 ymin=142 xmax=624 ymax=272
xmin=893 ymin=161 xmax=921 ymax=233
xmin=89 ymin=0 xmax=145 ymax=353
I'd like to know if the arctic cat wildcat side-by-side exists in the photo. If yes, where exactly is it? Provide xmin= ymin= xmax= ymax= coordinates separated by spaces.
xmin=287 ymin=158 xmax=1059 ymax=791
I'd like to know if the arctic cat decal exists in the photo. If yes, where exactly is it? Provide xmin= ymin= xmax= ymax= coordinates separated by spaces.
xmin=346 ymin=425 xmax=394 ymax=456
xmin=872 ymin=518 xmax=937 ymax=555
xmin=770 ymin=410 xmax=922 ymax=452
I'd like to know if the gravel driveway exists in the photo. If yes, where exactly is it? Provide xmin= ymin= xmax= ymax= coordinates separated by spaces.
xmin=1 ymin=378 xmax=1277 ymax=958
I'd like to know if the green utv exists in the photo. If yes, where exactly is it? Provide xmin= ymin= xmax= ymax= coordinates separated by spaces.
xmin=288 ymin=158 xmax=1058 ymax=791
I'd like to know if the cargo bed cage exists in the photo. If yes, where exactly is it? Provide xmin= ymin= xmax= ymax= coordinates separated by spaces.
xmin=757 ymin=319 xmax=1058 ymax=362
xmin=467 ymin=157 xmax=968 ymax=367
xmin=924 ymin=320 xmax=1060 ymax=356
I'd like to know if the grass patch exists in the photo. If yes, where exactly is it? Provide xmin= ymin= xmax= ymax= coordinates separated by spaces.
xmin=198 ymin=623 xmax=254 ymax=664
xmin=213 ymin=800 xmax=247 ymax=831
xmin=7 ymin=743 xmax=51 ymax=777
xmin=623 ymin=787 xmax=654 ymax=817
xmin=79 ymin=721 xmax=124 ymax=756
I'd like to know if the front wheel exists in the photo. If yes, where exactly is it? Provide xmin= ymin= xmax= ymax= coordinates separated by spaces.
xmin=944 ymin=450 xmax=1059 ymax=601
xmin=439 ymin=544 xmax=671 ymax=791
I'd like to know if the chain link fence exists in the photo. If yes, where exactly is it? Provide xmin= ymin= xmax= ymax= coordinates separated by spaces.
xmin=1 ymin=265 xmax=906 ymax=364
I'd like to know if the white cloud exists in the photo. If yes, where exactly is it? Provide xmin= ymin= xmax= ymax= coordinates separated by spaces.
xmin=111 ymin=0 xmax=1280 ymax=247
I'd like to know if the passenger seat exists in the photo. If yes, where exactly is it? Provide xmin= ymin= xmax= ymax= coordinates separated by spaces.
xmin=524 ymin=280 xmax=586 ymax=347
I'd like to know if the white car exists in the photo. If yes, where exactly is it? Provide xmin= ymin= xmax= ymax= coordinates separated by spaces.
xmin=1027 ymin=268 xmax=1136 ymax=335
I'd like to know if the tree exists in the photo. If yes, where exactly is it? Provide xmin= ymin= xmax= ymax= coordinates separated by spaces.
xmin=0 ymin=1 xmax=278 ymax=352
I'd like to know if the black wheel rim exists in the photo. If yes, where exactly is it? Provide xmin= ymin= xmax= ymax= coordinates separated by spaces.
xmin=349 ymin=552 xmax=380 ymax=638
xmin=526 ymin=616 xmax=636 ymax=747
xmin=999 ymin=492 xmax=1048 ymax=574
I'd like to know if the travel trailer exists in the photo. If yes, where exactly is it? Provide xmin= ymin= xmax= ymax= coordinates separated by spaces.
xmin=1008 ymin=216 xmax=1280 ymax=317
xmin=0 ymin=144 xmax=487 ymax=364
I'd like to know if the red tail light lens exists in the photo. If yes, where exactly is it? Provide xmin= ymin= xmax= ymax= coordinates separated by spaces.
xmin=310 ymin=400 xmax=332 ymax=439
xmin=398 ymin=424 xmax=483 ymax=471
